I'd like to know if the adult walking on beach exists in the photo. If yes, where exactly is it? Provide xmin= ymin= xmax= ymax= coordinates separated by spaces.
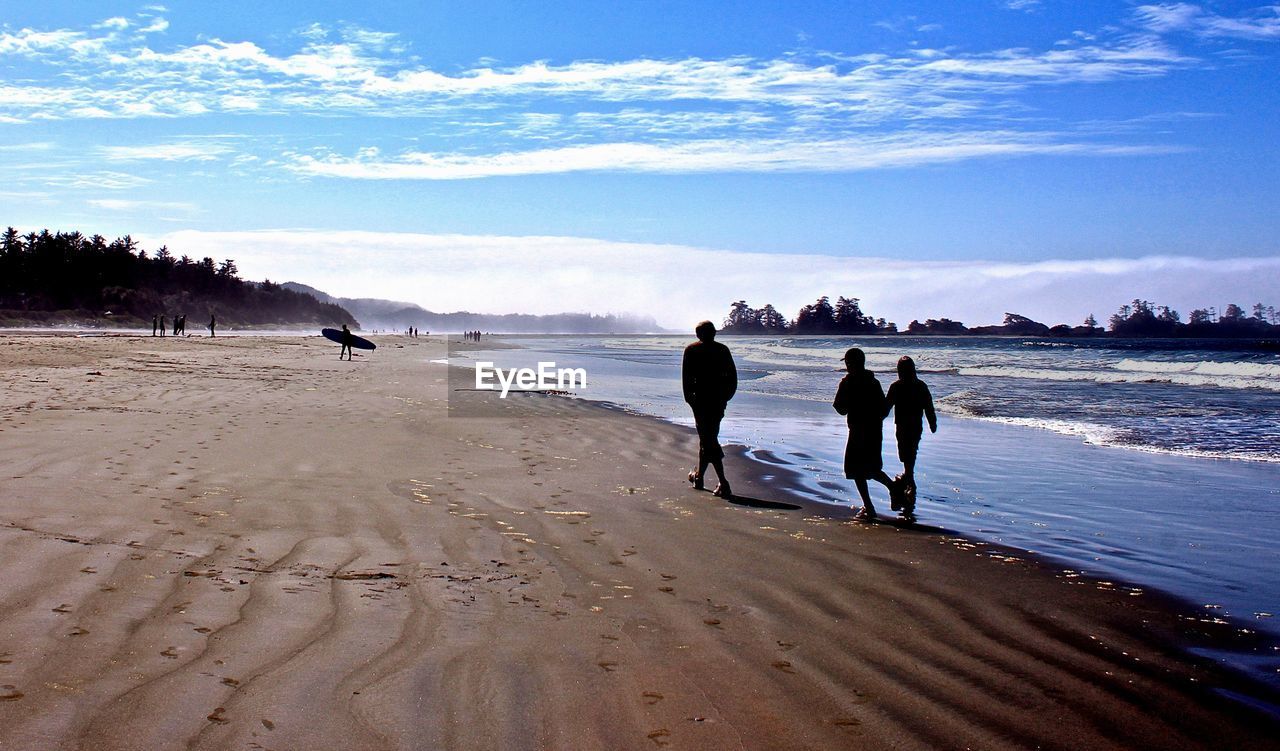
xmin=885 ymin=355 xmax=937 ymax=518
xmin=208 ymin=314 xmax=216 ymax=337
xmin=833 ymin=347 xmax=896 ymax=519
xmin=683 ymin=320 xmax=737 ymax=499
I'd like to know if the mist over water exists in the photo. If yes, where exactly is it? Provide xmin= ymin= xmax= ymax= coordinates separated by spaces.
xmin=456 ymin=334 xmax=1280 ymax=688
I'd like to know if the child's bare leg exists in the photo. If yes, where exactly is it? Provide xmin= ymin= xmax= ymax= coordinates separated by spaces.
xmin=854 ymin=478 xmax=875 ymax=516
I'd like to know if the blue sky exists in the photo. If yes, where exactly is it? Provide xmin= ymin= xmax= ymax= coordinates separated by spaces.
xmin=3 ymin=1 xmax=1279 ymax=326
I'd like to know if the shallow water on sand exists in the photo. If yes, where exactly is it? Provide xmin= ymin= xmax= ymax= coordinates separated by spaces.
xmin=455 ymin=334 xmax=1280 ymax=689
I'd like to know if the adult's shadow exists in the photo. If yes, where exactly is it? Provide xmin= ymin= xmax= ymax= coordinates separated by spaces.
xmin=724 ymin=493 xmax=802 ymax=511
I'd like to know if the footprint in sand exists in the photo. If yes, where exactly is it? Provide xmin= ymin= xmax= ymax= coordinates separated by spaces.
xmin=221 ymin=677 xmax=240 ymax=687
xmin=68 ymin=627 xmax=89 ymax=637
xmin=0 ymin=686 xmax=23 ymax=701
xmin=703 ymin=618 xmax=722 ymax=628
xmin=642 ymin=691 xmax=664 ymax=705
xmin=598 ymin=661 xmax=618 ymax=672
xmin=51 ymin=604 xmax=72 ymax=613
xmin=660 ymin=574 xmax=677 ymax=581
xmin=0 ymin=653 xmax=12 ymax=665
xmin=207 ymin=707 xmax=229 ymax=725
xmin=160 ymin=647 xmax=180 ymax=658
xmin=261 ymin=719 xmax=274 ymax=730
xmin=833 ymin=717 xmax=862 ymax=729
xmin=658 ymin=587 xmax=674 ymax=594
xmin=646 ymin=729 xmax=671 ymax=747
xmin=771 ymin=660 xmax=796 ymax=674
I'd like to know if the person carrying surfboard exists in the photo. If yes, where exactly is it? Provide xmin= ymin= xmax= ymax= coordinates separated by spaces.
xmin=339 ymin=324 xmax=354 ymax=361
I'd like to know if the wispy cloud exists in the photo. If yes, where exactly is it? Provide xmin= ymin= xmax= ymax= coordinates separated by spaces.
xmin=288 ymin=133 xmax=1178 ymax=180
xmin=42 ymin=171 xmax=153 ymax=190
xmin=1134 ymin=3 xmax=1280 ymax=39
xmin=0 ymin=7 xmax=1272 ymax=182
xmin=88 ymin=198 xmax=197 ymax=213
xmin=99 ymin=142 xmax=232 ymax=161
xmin=0 ymin=16 xmax=1198 ymax=124
xmin=145 ymin=229 xmax=1280 ymax=328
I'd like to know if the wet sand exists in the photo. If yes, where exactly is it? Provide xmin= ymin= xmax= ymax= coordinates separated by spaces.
xmin=0 ymin=333 xmax=1276 ymax=750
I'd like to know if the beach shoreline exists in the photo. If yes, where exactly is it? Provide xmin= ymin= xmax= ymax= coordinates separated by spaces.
xmin=0 ymin=333 xmax=1276 ymax=749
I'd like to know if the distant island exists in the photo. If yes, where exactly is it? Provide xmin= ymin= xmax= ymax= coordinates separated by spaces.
xmin=0 ymin=228 xmax=355 ymax=329
xmin=720 ymin=296 xmax=1280 ymax=338
xmin=282 ymin=282 xmax=662 ymax=334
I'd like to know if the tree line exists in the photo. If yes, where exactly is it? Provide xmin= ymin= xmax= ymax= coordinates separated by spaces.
xmin=721 ymin=296 xmax=1280 ymax=338
xmin=0 ymin=228 xmax=357 ymax=328
xmin=722 ymin=296 xmax=897 ymax=334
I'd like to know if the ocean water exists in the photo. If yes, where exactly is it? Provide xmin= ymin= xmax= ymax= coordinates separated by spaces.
xmin=455 ymin=334 xmax=1280 ymax=688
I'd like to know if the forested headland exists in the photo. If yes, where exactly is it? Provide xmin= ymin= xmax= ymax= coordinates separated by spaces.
xmin=0 ymin=228 xmax=357 ymax=329
xmin=720 ymin=296 xmax=1280 ymax=338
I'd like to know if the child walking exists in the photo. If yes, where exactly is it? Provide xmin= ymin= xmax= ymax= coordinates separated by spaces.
xmin=885 ymin=356 xmax=937 ymax=520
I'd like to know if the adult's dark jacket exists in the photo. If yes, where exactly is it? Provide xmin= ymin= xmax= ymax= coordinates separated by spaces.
xmin=833 ymin=370 xmax=886 ymax=427
xmin=682 ymin=340 xmax=737 ymax=409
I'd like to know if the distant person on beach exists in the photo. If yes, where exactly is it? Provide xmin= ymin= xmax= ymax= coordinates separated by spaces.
xmin=152 ymin=315 xmax=159 ymax=336
xmin=159 ymin=315 xmax=166 ymax=337
xmin=339 ymin=324 xmax=354 ymax=361
xmin=833 ymin=347 xmax=896 ymax=520
xmin=683 ymin=320 xmax=737 ymax=499
xmin=208 ymin=315 xmax=216 ymax=337
xmin=885 ymin=355 xmax=937 ymax=516
xmin=175 ymin=315 xmax=185 ymax=336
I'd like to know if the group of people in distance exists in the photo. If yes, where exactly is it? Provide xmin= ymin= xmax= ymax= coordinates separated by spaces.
xmin=463 ymin=330 xmax=483 ymax=342
xmin=151 ymin=314 xmax=216 ymax=337
xmin=682 ymin=320 xmax=936 ymax=522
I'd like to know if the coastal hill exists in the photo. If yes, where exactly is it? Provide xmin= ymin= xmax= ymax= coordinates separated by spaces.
xmin=0 ymin=228 xmax=357 ymax=329
xmin=283 ymin=282 xmax=664 ymax=333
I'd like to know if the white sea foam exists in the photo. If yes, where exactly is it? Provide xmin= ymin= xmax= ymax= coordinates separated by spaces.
xmin=953 ymin=413 xmax=1280 ymax=463
xmin=958 ymin=360 xmax=1280 ymax=391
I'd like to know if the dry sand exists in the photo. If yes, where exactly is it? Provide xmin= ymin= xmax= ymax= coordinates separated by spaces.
xmin=0 ymin=333 xmax=1276 ymax=750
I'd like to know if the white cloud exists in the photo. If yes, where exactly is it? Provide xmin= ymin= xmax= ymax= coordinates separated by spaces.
xmin=43 ymin=171 xmax=153 ymax=190
xmin=1134 ymin=3 xmax=1280 ymax=39
xmin=88 ymin=198 xmax=197 ymax=213
xmin=0 ymin=9 xmax=1268 ymax=181
xmin=99 ymin=142 xmax=232 ymax=161
xmin=1200 ymin=7 xmax=1280 ymax=39
xmin=0 ymin=141 xmax=54 ymax=151
xmin=1134 ymin=4 xmax=1204 ymax=33
xmin=143 ymin=229 xmax=1280 ymax=328
xmin=139 ymin=18 xmax=170 ymax=34
xmin=0 ymin=17 xmax=1198 ymax=126
xmin=286 ymin=133 xmax=1175 ymax=180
